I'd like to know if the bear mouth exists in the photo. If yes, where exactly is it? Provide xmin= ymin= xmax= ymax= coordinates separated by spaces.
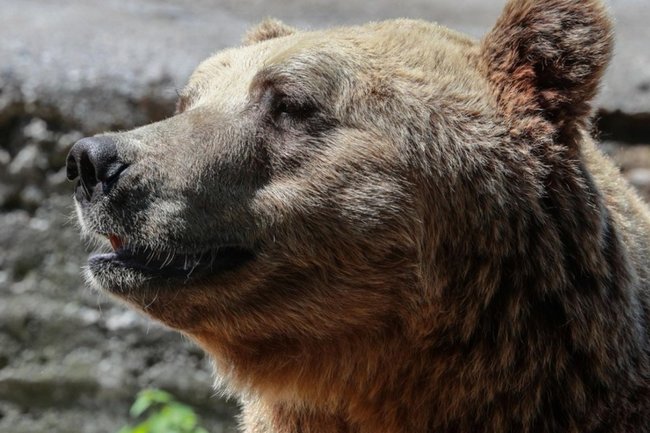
xmin=87 ymin=234 xmax=255 ymax=288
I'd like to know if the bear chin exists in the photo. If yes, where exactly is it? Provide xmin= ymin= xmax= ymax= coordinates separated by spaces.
xmin=85 ymin=245 xmax=255 ymax=295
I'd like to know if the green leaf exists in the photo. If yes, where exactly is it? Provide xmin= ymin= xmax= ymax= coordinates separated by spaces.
xmin=130 ymin=389 xmax=174 ymax=417
xmin=119 ymin=388 xmax=211 ymax=433
xmin=141 ymin=389 xmax=174 ymax=405
xmin=130 ymin=397 xmax=153 ymax=418
xmin=148 ymin=413 xmax=173 ymax=432
xmin=131 ymin=420 xmax=153 ymax=433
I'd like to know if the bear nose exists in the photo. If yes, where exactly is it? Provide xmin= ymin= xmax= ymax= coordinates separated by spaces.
xmin=66 ymin=136 xmax=126 ymax=201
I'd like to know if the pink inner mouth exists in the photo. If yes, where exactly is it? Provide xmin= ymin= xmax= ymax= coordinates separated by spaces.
xmin=108 ymin=234 xmax=124 ymax=251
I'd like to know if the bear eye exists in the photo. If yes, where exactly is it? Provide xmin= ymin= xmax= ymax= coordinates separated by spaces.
xmin=269 ymin=93 xmax=317 ymax=123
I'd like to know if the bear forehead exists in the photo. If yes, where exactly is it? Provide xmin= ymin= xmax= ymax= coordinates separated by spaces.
xmin=181 ymin=19 xmax=483 ymax=112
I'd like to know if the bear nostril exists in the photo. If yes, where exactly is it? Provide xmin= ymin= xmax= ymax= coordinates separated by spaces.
xmin=65 ymin=153 xmax=79 ymax=181
xmin=66 ymin=135 xmax=126 ymax=201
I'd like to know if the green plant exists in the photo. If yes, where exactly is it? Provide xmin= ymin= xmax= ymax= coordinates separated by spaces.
xmin=118 ymin=389 xmax=210 ymax=433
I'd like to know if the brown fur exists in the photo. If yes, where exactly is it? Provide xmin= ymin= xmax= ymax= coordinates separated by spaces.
xmin=71 ymin=1 xmax=650 ymax=432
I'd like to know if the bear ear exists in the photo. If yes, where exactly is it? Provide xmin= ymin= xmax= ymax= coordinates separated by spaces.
xmin=243 ymin=18 xmax=297 ymax=45
xmin=481 ymin=0 xmax=613 ymax=128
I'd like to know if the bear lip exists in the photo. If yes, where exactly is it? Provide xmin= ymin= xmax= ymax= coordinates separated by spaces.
xmin=88 ymin=244 xmax=255 ymax=280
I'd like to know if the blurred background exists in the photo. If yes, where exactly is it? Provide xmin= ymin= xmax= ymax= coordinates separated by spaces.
xmin=0 ymin=0 xmax=648 ymax=432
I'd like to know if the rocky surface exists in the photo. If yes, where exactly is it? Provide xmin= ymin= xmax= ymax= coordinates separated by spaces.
xmin=0 ymin=1 xmax=648 ymax=433
xmin=1 ymin=0 xmax=649 ymax=134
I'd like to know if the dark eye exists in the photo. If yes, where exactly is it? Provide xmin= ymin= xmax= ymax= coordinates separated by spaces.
xmin=270 ymin=94 xmax=317 ymax=122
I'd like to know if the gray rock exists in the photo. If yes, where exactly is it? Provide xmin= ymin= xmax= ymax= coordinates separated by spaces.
xmin=0 ymin=0 xmax=647 ymax=135
xmin=9 ymin=144 xmax=43 ymax=175
xmin=23 ymin=118 xmax=51 ymax=143
xmin=628 ymin=167 xmax=650 ymax=182
xmin=0 ymin=198 xmax=238 ymax=433
xmin=627 ymin=167 xmax=650 ymax=191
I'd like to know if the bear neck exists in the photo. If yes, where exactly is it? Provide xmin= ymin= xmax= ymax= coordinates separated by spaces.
xmin=197 ymin=138 xmax=647 ymax=432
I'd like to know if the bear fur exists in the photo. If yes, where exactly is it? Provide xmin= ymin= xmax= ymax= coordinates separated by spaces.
xmin=69 ymin=0 xmax=650 ymax=432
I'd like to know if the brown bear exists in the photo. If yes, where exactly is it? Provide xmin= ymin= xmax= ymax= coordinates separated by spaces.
xmin=66 ymin=0 xmax=650 ymax=432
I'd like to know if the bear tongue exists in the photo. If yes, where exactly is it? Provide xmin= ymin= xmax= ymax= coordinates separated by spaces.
xmin=108 ymin=234 xmax=124 ymax=251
